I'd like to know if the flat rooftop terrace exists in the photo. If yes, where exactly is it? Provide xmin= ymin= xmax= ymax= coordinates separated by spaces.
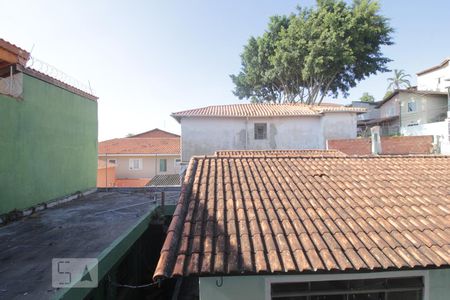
xmin=0 ymin=189 xmax=180 ymax=300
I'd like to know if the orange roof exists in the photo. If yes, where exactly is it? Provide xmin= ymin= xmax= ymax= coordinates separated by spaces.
xmin=171 ymin=103 xmax=366 ymax=122
xmin=154 ymin=154 xmax=450 ymax=280
xmin=214 ymin=149 xmax=347 ymax=157
xmin=114 ymin=178 xmax=151 ymax=187
xmin=98 ymin=137 xmax=180 ymax=155
xmin=0 ymin=38 xmax=30 ymax=68
xmin=130 ymin=128 xmax=180 ymax=138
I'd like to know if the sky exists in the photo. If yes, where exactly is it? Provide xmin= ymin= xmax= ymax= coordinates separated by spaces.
xmin=2 ymin=0 xmax=449 ymax=141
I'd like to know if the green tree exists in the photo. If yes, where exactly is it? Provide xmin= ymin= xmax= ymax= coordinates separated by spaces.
xmin=231 ymin=0 xmax=393 ymax=104
xmin=360 ymin=92 xmax=375 ymax=102
xmin=387 ymin=69 xmax=411 ymax=91
xmin=125 ymin=133 xmax=134 ymax=137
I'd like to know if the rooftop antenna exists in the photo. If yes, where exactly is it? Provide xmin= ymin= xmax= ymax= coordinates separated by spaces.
xmin=88 ymin=80 xmax=93 ymax=94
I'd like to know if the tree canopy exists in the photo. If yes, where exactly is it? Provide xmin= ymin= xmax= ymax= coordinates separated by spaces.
xmin=231 ymin=0 xmax=393 ymax=104
xmin=360 ymin=92 xmax=375 ymax=102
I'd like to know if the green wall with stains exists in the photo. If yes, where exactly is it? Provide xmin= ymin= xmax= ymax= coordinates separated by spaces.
xmin=0 ymin=73 xmax=97 ymax=214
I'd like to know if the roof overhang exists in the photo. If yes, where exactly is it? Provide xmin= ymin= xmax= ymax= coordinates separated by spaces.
xmin=98 ymin=153 xmax=180 ymax=157
xmin=0 ymin=38 xmax=30 ymax=70
xmin=416 ymin=58 xmax=450 ymax=76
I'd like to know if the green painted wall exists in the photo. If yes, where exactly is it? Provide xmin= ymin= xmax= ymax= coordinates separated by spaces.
xmin=429 ymin=269 xmax=450 ymax=300
xmin=0 ymin=73 xmax=97 ymax=214
xmin=200 ymin=269 xmax=450 ymax=300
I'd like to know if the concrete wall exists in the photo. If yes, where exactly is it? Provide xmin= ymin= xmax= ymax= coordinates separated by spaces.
xmin=379 ymin=95 xmax=400 ymax=118
xmin=328 ymin=135 xmax=434 ymax=155
xmin=401 ymin=120 xmax=450 ymax=154
xmin=0 ymin=74 xmax=97 ymax=214
xmin=200 ymin=269 xmax=450 ymax=300
xmin=321 ymin=112 xmax=357 ymax=141
xmin=99 ymin=155 xmax=180 ymax=179
xmin=399 ymin=93 xmax=448 ymax=126
xmin=417 ymin=63 xmax=450 ymax=92
xmin=180 ymin=113 xmax=357 ymax=162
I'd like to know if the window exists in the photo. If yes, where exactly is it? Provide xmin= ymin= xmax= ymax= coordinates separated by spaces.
xmin=108 ymin=159 xmax=116 ymax=165
xmin=160 ymin=159 xmax=167 ymax=172
xmin=129 ymin=158 xmax=142 ymax=170
xmin=254 ymin=123 xmax=267 ymax=140
xmin=407 ymin=100 xmax=416 ymax=112
xmin=271 ymin=277 xmax=423 ymax=300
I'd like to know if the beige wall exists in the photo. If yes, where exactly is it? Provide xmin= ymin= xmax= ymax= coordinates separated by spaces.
xmin=98 ymin=155 xmax=180 ymax=179
xmin=379 ymin=95 xmax=400 ymax=118
xmin=399 ymin=93 xmax=448 ymax=126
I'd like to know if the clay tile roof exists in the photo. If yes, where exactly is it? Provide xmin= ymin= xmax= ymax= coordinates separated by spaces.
xmin=98 ymin=137 xmax=180 ymax=155
xmin=0 ymin=38 xmax=30 ymax=67
xmin=214 ymin=149 xmax=347 ymax=157
xmin=130 ymin=128 xmax=180 ymax=139
xmin=153 ymin=154 xmax=450 ymax=280
xmin=147 ymin=174 xmax=181 ymax=187
xmin=171 ymin=104 xmax=366 ymax=122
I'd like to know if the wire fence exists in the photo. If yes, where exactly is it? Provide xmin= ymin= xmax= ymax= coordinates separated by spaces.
xmin=26 ymin=56 xmax=94 ymax=95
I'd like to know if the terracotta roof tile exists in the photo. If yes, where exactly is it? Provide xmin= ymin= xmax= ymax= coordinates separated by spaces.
xmin=172 ymin=103 xmax=366 ymax=121
xmin=153 ymin=155 xmax=450 ymax=280
xmin=98 ymin=137 xmax=180 ymax=154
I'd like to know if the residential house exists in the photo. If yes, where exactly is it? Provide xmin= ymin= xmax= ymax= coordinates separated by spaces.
xmin=0 ymin=38 xmax=98 ymax=215
xmin=98 ymin=128 xmax=181 ymax=187
xmin=154 ymin=151 xmax=450 ymax=300
xmin=171 ymin=103 xmax=365 ymax=163
xmin=374 ymin=89 xmax=447 ymax=133
xmin=417 ymin=57 xmax=450 ymax=93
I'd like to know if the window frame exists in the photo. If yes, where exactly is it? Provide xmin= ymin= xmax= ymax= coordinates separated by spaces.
xmin=265 ymin=270 xmax=429 ymax=300
xmin=407 ymin=99 xmax=417 ymax=112
xmin=159 ymin=158 xmax=167 ymax=172
xmin=128 ymin=158 xmax=143 ymax=171
xmin=254 ymin=123 xmax=268 ymax=140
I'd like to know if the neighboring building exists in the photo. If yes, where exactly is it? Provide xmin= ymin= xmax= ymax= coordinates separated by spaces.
xmin=172 ymin=103 xmax=365 ymax=162
xmin=417 ymin=57 xmax=450 ymax=92
xmin=98 ymin=128 xmax=181 ymax=187
xmin=0 ymin=38 xmax=98 ymax=215
xmin=372 ymin=89 xmax=448 ymax=135
xmin=154 ymin=152 xmax=450 ymax=300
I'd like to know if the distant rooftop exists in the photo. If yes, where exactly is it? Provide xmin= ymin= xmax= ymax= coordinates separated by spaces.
xmin=98 ymin=136 xmax=180 ymax=155
xmin=130 ymin=128 xmax=180 ymax=139
xmin=416 ymin=57 xmax=450 ymax=75
xmin=171 ymin=103 xmax=366 ymax=122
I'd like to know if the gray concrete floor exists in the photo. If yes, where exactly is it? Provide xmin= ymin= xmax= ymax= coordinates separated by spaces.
xmin=0 ymin=190 xmax=179 ymax=300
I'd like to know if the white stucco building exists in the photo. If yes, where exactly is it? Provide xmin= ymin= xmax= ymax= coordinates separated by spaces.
xmin=171 ymin=103 xmax=366 ymax=162
xmin=417 ymin=58 xmax=450 ymax=92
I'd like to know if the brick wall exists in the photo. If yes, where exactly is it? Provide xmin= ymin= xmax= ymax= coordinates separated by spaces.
xmin=328 ymin=135 xmax=434 ymax=155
